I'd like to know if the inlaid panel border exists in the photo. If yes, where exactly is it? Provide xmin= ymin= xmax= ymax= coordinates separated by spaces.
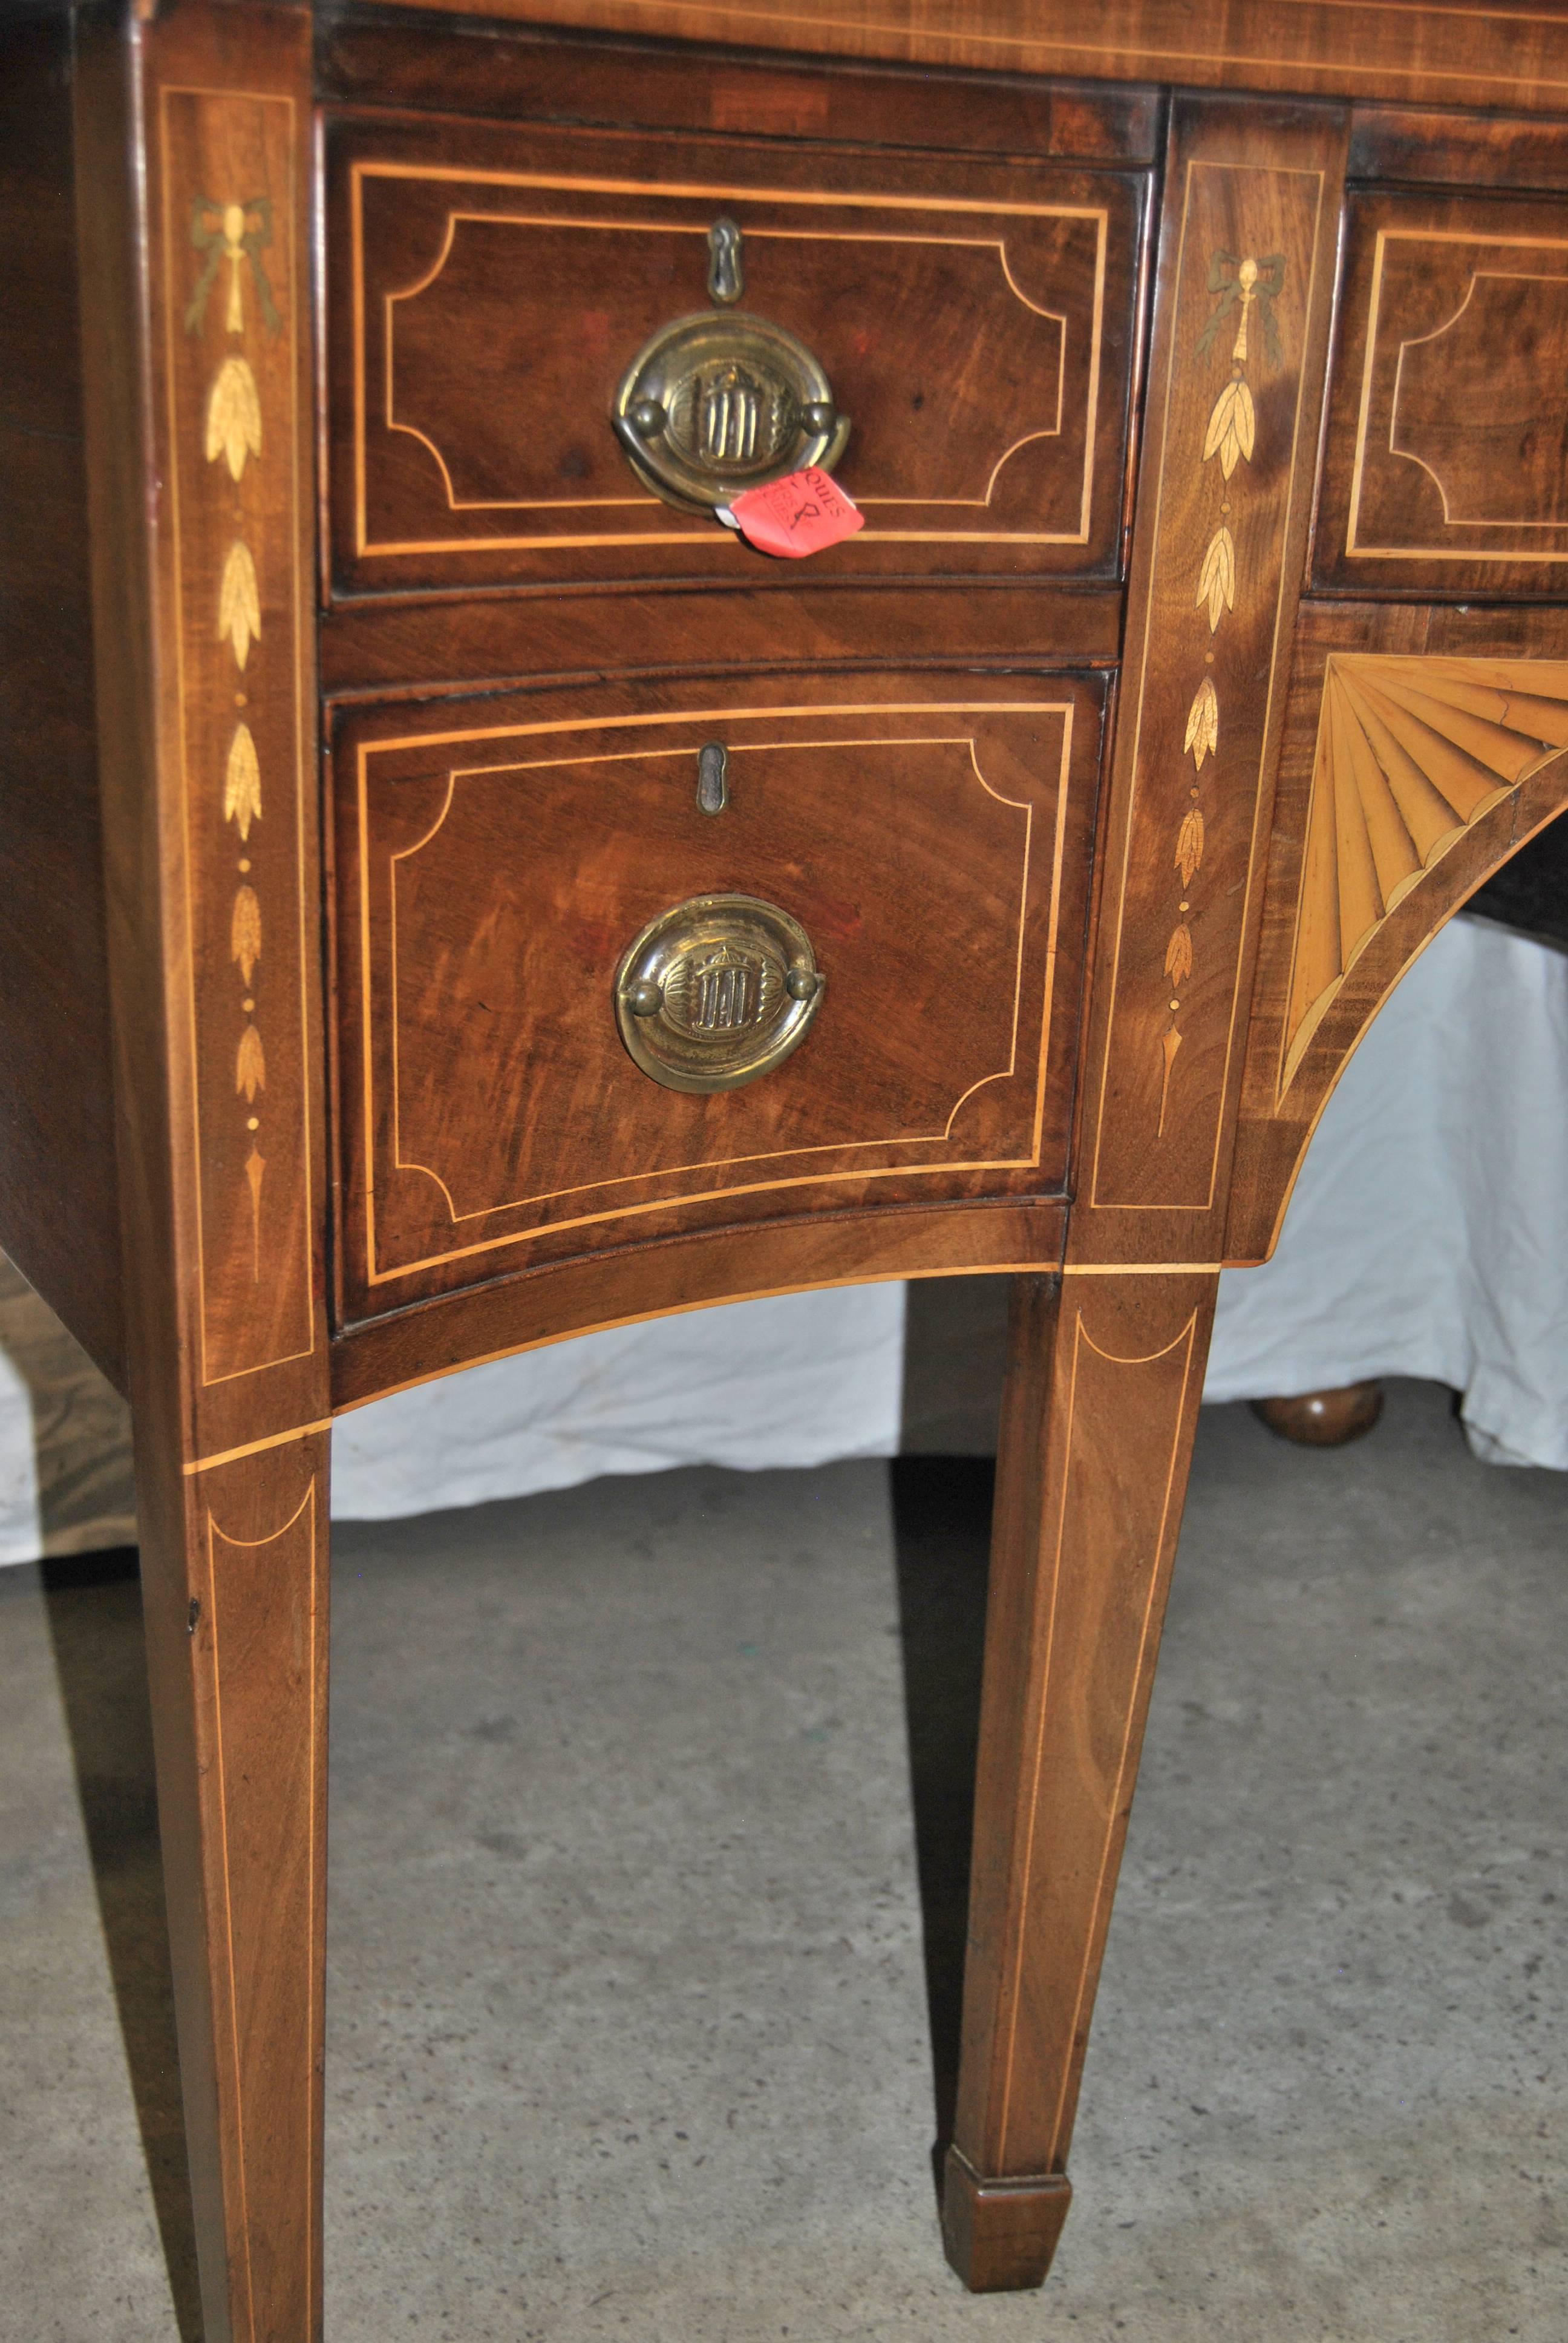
xmin=1345 ymin=224 xmax=1568 ymax=564
xmin=385 ymin=214 xmax=1069 ymax=516
xmin=352 ymin=700 xmax=1076 ymax=1285
xmin=160 ymin=84 xmax=318 ymax=1384
xmin=1086 ymin=152 xmax=1331 ymax=1213
xmin=349 ymin=160 xmax=1109 ymax=555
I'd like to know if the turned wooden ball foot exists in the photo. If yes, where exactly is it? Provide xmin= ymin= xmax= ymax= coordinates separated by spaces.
xmin=1250 ymin=1380 xmax=1385 ymax=1446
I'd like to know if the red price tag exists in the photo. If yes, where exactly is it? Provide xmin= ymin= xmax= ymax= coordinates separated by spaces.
xmin=725 ymin=467 xmax=863 ymax=559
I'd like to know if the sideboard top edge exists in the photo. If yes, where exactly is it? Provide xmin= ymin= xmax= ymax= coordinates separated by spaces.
xmin=324 ymin=0 xmax=1568 ymax=119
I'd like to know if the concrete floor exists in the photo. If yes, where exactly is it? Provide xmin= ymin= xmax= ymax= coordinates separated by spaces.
xmin=1 ymin=1377 xmax=1564 ymax=2341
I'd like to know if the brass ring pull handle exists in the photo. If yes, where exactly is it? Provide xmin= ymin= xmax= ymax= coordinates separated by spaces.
xmin=613 ymin=892 xmax=825 ymax=1093
xmin=612 ymin=219 xmax=851 ymax=517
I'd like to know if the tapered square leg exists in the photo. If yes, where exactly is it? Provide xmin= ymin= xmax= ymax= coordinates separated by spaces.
xmin=136 ymin=1429 xmax=330 ymax=2343
xmin=74 ymin=4 xmax=330 ymax=2328
xmin=943 ymin=1271 xmax=1217 ymax=2292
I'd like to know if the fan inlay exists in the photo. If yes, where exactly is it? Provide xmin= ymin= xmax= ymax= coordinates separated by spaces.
xmin=1282 ymin=655 xmax=1568 ymax=1088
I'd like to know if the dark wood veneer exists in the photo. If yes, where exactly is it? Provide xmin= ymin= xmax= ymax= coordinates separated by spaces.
xmin=319 ymin=580 xmax=1124 ymax=696
xmin=1350 ymin=103 xmax=1568 ymax=193
xmin=8 ymin=4 xmax=1568 ymax=2331
xmin=332 ymin=667 xmax=1105 ymax=1318
xmin=1067 ymin=93 xmax=1348 ymax=1269
xmin=319 ymin=8 xmax=1163 ymax=163
xmin=1316 ymin=187 xmax=1568 ymax=597
xmin=330 ymin=1193 xmax=1068 ymax=1400
xmin=359 ymin=0 xmax=1568 ymax=117
xmin=326 ymin=106 xmax=1148 ymax=594
xmin=0 ymin=11 xmax=123 ymax=1384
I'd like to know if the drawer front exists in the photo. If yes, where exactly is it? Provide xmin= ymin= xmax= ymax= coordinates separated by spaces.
xmin=332 ymin=675 xmax=1103 ymax=1319
xmin=1316 ymin=189 xmax=1568 ymax=595
xmin=326 ymin=113 xmax=1146 ymax=594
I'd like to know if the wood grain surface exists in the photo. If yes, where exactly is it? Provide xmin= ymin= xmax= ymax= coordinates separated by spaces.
xmin=332 ymin=672 xmax=1104 ymax=1319
xmin=331 ymin=1194 xmax=1067 ymax=1408
xmin=359 ymin=0 xmax=1568 ymax=116
xmin=74 ymin=7 xmax=332 ymax=2339
xmin=944 ymin=1269 xmax=1218 ymax=2287
xmin=320 ymin=10 xmax=1161 ymax=162
xmin=29 ymin=0 xmax=1568 ymax=2322
xmin=1068 ymin=94 xmax=1347 ymax=1268
xmin=1316 ymin=188 xmax=1568 ymax=597
xmin=180 ymin=1434 xmax=329 ymax=2343
xmin=1350 ymin=102 xmax=1568 ymax=193
xmin=319 ymin=580 xmax=1122 ymax=701
xmin=325 ymin=106 xmax=1146 ymax=593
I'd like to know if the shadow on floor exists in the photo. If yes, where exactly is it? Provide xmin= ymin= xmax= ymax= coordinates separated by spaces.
xmin=41 ymin=1550 xmax=203 ymax=2343
xmin=28 ymin=1460 xmax=997 ymax=2325
xmin=887 ymin=1456 xmax=995 ymax=2175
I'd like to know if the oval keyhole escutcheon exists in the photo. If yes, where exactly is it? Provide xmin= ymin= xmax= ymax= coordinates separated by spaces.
xmin=611 ymin=218 xmax=849 ymax=517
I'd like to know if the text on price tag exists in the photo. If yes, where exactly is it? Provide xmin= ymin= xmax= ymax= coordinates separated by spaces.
xmin=724 ymin=468 xmax=864 ymax=559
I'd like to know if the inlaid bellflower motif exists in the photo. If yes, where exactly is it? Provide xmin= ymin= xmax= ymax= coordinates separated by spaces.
xmin=185 ymin=196 xmax=281 ymax=339
xmin=1158 ymin=247 xmax=1287 ymax=1140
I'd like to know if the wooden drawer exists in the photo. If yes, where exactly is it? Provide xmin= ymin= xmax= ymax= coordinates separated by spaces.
xmin=1316 ymin=189 xmax=1568 ymax=595
xmin=325 ymin=110 xmax=1146 ymax=595
xmin=332 ymin=673 xmax=1104 ymax=1321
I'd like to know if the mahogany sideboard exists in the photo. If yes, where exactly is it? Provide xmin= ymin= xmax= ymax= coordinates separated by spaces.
xmin=4 ymin=1 xmax=1568 ymax=2330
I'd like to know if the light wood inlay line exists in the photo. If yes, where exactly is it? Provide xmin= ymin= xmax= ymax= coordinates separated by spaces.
xmin=203 ymin=1504 xmax=258 ymax=2343
xmin=351 ymin=160 xmax=1107 ymax=554
xmin=993 ymin=1305 xmax=1202 ymax=2165
xmin=1347 ymin=227 xmax=1568 ymax=560
xmin=1086 ymin=159 xmax=1328 ymax=1212
xmin=356 ymin=703 xmax=1074 ymax=1283
xmin=382 ymin=737 xmax=1040 ymax=1221
xmin=353 ymin=156 xmax=1111 ymax=218
xmin=1061 ymin=1260 xmax=1223 ymax=1274
xmin=1040 ymin=1311 xmax=1200 ymax=2170
xmin=183 ymin=1418 xmax=335 ymax=1475
xmin=330 ymin=1258 xmax=1062 ymax=1414
xmin=460 ymin=0 xmax=1568 ymax=96
xmin=362 ymin=700 xmax=1062 ymax=756
xmin=382 ymin=214 xmax=1072 ymax=519
xmin=161 ymin=85 xmax=316 ymax=1383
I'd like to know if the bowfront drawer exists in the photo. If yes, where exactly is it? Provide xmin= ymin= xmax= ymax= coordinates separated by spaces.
xmin=1317 ymin=188 xmax=1568 ymax=596
xmin=332 ymin=674 xmax=1104 ymax=1319
xmin=325 ymin=111 xmax=1146 ymax=595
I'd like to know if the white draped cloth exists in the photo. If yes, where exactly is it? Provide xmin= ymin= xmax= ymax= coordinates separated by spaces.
xmin=1 ymin=915 xmax=1563 ymax=1563
xmin=1206 ymin=916 xmax=1568 ymax=1468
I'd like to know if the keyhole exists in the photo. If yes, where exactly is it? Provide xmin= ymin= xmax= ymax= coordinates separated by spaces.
xmin=697 ymin=742 xmax=729 ymax=816
xmin=707 ymin=219 xmax=745 ymax=307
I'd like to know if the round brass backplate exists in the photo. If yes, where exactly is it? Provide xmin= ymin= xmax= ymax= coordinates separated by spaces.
xmin=612 ymin=310 xmax=850 ymax=517
xmin=613 ymin=893 xmax=825 ymax=1094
